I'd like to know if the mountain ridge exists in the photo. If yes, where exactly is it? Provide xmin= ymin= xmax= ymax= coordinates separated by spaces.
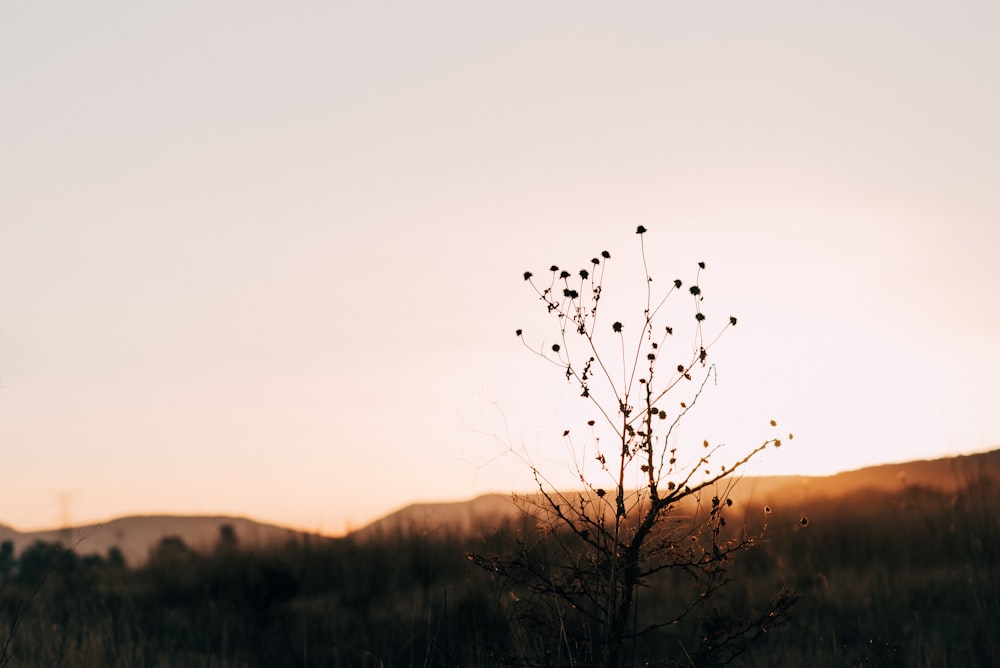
xmin=350 ymin=447 xmax=1000 ymax=539
xmin=0 ymin=514 xmax=324 ymax=567
xmin=3 ymin=448 xmax=996 ymax=563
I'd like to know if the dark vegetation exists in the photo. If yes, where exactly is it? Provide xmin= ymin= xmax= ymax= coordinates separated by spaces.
xmin=0 ymin=465 xmax=997 ymax=667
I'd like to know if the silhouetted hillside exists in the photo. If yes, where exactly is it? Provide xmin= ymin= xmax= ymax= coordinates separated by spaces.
xmin=0 ymin=515 xmax=323 ymax=566
xmin=348 ymin=493 xmax=521 ymax=542
xmin=352 ymin=448 xmax=1000 ymax=538
xmin=3 ymin=449 xmax=995 ymax=566
xmin=736 ymin=447 xmax=1000 ymax=506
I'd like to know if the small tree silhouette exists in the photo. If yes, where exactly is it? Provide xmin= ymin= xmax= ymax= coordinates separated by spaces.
xmin=0 ymin=542 xmax=13 ymax=582
xmin=473 ymin=227 xmax=796 ymax=668
xmin=216 ymin=523 xmax=239 ymax=553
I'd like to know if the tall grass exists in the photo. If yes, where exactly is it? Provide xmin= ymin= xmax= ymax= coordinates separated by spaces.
xmin=0 ymin=466 xmax=996 ymax=666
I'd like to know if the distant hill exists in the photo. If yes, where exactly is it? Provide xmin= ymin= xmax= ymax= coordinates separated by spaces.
xmin=0 ymin=515 xmax=324 ymax=566
xmin=732 ymin=447 xmax=1000 ymax=507
xmin=3 ymin=449 xmax=995 ymax=563
xmin=347 ymin=493 xmax=522 ymax=542
xmin=351 ymin=448 xmax=1000 ymax=538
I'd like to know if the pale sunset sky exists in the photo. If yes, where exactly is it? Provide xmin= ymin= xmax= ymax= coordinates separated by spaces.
xmin=2 ymin=2 xmax=998 ymax=534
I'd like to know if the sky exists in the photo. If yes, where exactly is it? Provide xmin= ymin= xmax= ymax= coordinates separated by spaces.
xmin=2 ymin=2 xmax=998 ymax=534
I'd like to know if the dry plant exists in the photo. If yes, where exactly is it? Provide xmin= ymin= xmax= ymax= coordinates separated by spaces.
xmin=472 ymin=227 xmax=797 ymax=668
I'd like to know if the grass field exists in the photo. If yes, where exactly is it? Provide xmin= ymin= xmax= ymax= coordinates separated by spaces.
xmin=1 ymin=469 xmax=997 ymax=667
